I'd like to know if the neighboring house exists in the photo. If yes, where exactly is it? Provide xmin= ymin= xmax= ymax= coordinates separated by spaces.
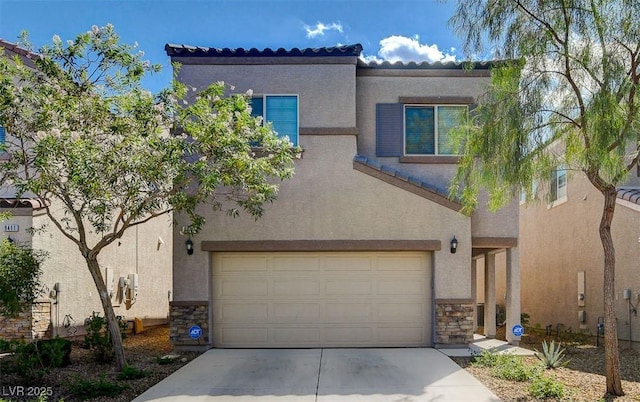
xmin=520 ymin=166 xmax=640 ymax=346
xmin=166 ymin=43 xmax=521 ymax=350
xmin=0 ymin=39 xmax=173 ymax=340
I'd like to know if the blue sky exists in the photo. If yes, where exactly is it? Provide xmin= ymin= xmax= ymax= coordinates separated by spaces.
xmin=0 ymin=0 xmax=464 ymax=92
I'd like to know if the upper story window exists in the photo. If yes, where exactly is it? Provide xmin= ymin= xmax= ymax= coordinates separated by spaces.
xmin=251 ymin=95 xmax=299 ymax=146
xmin=550 ymin=167 xmax=567 ymax=203
xmin=404 ymin=105 xmax=466 ymax=155
xmin=376 ymin=98 xmax=473 ymax=160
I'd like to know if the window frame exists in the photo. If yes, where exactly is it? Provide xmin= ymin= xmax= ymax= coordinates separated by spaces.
xmin=402 ymin=104 xmax=467 ymax=156
xmin=549 ymin=167 xmax=567 ymax=206
xmin=251 ymin=94 xmax=299 ymax=146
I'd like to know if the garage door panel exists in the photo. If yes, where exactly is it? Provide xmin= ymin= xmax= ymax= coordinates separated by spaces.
xmin=326 ymin=303 xmax=372 ymax=320
xmin=273 ymin=327 xmax=321 ymax=344
xmin=217 ymin=279 xmax=269 ymax=297
xmin=218 ymin=327 xmax=268 ymax=345
xmin=376 ymin=255 xmax=425 ymax=271
xmin=377 ymin=326 xmax=425 ymax=343
xmin=326 ymin=279 xmax=372 ymax=295
xmin=377 ymin=279 xmax=424 ymax=295
xmin=212 ymin=252 xmax=432 ymax=347
xmin=216 ymin=256 xmax=268 ymax=274
xmin=273 ymin=256 xmax=320 ymax=271
xmin=377 ymin=302 xmax=424 ymax=319
xmin=324 ymin=256 xmax=373 ymax=271
xmin=273 ymin=303 xmax=321 ymax=320
xmin=273 ymin=279 xmax=321 ymax=296
xmin=325 ymin=327 xmax=373 ymax=343
xmin=219 ymin=303 xmax=269 ymax=321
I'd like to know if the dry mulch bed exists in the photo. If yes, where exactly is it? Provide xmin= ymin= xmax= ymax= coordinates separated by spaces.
xmin=0 ymin=326 xmax=199 ymax=402
xmin=453 ymin=328 xmax=640 ymax=401
xmin=2 ymin=325 xmax=640 ymax=401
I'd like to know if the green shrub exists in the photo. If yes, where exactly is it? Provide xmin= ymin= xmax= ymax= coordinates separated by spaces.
xmin=471 ymin=350 xmax=501 ymax=367
xmin=83 ymin=312 xmax=128 ymax=363
xmin=68 ymin=374 xmax=127 ymax=400
xmin=7 ymin=338 xmax=71 ymax=379
xmin=490 ymin=354 xmax=539 ymax=382
xmin=117 ymin=364 xmax=148 ymax=380
xmin=529 ymin=374 xmax=566 ymax=399
xmin=0 ymin=240 xmax=47 ymax=317
xmin=535 ymin=340 xmax=570 ymax=369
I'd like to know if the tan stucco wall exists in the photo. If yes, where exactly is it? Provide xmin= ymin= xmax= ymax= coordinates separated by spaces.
xmin=27 ymin=206 xmax=172 ymax=336
xmin=176 ymin=64 xmax=356 ymax=128
xmin=521 ymin=172 xmax=640 ymax=341
xmin=173 ymin=134 xmax=472 ymax=301
xmin=356 ymin=73 xmax=519 ymax=239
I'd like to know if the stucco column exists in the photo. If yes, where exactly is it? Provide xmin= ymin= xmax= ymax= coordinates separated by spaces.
xmin=483 ymin=252 xmax=497 ymax=338
xmin=505 ymin=247 xmax=521 ymax=345
xmin=471 ymin=258 xmax=478 ymax=332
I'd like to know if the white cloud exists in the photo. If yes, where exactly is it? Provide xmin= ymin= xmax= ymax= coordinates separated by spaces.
xmin=364 ymin=35 xmax=456 ymax=63
xmin=304 ymin=22 xmax=343 ymax=39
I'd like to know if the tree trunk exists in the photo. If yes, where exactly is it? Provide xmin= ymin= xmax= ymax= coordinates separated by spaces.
xmin=600 ymin=187 xmax=624 ymax=396
xmin=85 ymin=255 xmax=127 ymax=371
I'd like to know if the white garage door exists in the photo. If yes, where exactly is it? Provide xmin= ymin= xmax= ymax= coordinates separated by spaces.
xmin=212 ymin=251 xmax=432 ymax=347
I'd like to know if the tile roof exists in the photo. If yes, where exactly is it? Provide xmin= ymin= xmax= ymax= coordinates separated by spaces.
xmin=357 ymin=59 xmax=495 ymax=70
xmin=165 ymin=43 xmax=363 ymax=58
xmin=0 ymin=39 xmax=40 ymax=66
xmin=617 ymin=187 xmax=640 ymax=205
xmin=353 ymin=155 xmax=451 ymax=198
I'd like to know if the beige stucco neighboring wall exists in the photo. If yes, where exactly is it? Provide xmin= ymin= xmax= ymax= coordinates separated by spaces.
xmin=173 ymin=134 xmax=472 ymax=302
xmin=27 ymin=205 xmax=172 ymax=336
xmin=521 ymin=171 xmax=640 ymax=342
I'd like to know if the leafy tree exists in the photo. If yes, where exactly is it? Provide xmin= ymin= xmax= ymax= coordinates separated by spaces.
xmin=0 ymin=25 xmax=298 ymax=370
xmin=449 ymin=1 xmax=640 ymax=396
xmin=0 ymin=239 xmax=46 ymax=317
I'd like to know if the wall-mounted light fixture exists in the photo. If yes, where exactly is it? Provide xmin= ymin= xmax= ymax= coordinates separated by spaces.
xmin=185 ymin=237 xmax=194 ymax=255
xmin=450 ymin=236 xmax=458 ymax=254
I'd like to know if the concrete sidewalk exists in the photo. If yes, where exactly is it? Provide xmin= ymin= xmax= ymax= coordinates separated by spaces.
xmin=133 ymin=348 xmax=501 ymax=401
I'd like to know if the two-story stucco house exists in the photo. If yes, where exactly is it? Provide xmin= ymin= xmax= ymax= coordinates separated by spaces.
xmin=166 ymin=43 xmax=521 ymax=350
xmin=0 ymin=39 xmax=173 ymax=340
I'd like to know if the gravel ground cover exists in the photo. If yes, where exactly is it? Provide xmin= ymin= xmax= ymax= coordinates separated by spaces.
xmin=453 ymin=328 xmax=640 ymax=401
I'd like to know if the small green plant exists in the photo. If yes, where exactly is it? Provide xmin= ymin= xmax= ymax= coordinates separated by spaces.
xmin=117 ymin=364 xmax=149 ymax=380
xmin=157 ymin=355 xmax=176 ymax=365
xmin=520 ymin=312 xmax=530 ymax=326
xmin=535 ymin=340 xmax=570 ymax=369
xmin=490 ymin=354 xmax=539 ymax=382
xmin=68 ymin=374 xmax=127 ymax=400
xmin=529 ymin=374 xmax=566 ymax=399
xmin=83 ymin=312 xmax=128 ymax=363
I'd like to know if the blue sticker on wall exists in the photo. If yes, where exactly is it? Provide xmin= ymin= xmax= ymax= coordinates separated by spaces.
xmin=189 ymin=325 xmax=202 ymax=340
xmin=512 ymin=324 xmax=525 ymax=337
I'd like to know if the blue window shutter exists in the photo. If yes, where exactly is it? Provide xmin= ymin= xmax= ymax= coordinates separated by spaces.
xmin=250 ymin=97 xmax=263 ymax=118
xmin=0 ymin=126 xmax=5 ymax=144
xmin=265 ymin=96 xmax=298 ymax=146
xmin=376 ymin=103 xmax=403 ymax=156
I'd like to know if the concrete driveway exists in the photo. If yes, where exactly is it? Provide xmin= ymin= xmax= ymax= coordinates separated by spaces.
xmin=133 ymin=348 xmax=500 ymax=401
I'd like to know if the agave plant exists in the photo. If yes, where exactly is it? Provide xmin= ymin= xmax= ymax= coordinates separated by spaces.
xmin=535 ymin=340 xmax=570 ymax=369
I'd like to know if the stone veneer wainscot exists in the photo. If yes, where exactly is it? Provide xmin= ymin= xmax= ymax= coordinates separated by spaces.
xmin=435 ymin=299 xmax=474 ymax=346
xmin=170 ymin=301 xmax=209 ymax=350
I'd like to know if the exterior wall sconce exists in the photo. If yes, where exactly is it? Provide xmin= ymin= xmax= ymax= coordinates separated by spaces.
xmin=450 ymin=236 xmax=458 ymax=254
xmin=185 ymin=237 xmax=194 ymax=255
